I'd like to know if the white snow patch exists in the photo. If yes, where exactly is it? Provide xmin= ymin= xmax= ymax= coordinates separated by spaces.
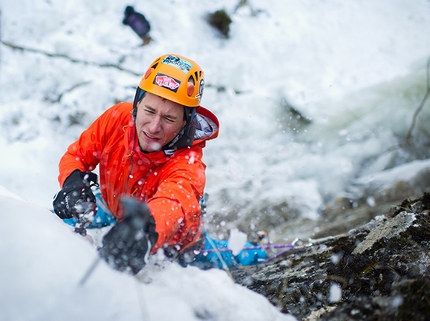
xmin=228 ymin=228 xmax=248 ymax=255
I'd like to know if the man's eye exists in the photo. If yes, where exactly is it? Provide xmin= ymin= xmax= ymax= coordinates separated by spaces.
xmin=144 ymin=108 xmax=155 ymax=114
xmin=164 ymin=116 xmax=175 ymax=123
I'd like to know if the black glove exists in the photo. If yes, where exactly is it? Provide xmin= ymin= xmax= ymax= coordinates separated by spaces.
xmin=99 ymin=197 xmax=158 ymax=275
xmin=53 ymin=169 xmax=98 ymax=219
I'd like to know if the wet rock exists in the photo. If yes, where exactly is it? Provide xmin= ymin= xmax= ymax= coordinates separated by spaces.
xmin=231 ymin=192 xmax=430 ymax=320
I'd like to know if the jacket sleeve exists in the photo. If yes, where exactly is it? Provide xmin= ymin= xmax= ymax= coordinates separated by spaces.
xmin=146 ymin=147 xmax=206 ymax=253
xmin=57 ymin=103 xmax=131 ymax=187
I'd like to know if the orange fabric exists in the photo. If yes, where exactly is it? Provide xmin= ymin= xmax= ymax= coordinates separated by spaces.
xmin=58 ymin=102 xmax=219 ymax=253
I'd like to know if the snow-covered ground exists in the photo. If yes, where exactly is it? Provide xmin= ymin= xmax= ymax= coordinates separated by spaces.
xmin=0 ymin=187 xmax=293 ymax=321
xmin=1 ymin=0 xmax=430 ymax=320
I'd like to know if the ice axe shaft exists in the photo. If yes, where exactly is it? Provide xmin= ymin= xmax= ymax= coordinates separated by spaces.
xmin=79 ymin=256 xmax=101 ymax=286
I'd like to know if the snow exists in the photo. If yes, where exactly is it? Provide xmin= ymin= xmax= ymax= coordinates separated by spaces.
xmin=228 ymin=227 xmax=248 ymax=255
xmin=349 ymin=159 xmax=430 ymax=198
xmin=1 ymin=0 xmax=430 ymax=319
xmin=329 ymin=283 xmax=342 ymax=303
xmin=0 ymin=187 xmax=294 ymax=321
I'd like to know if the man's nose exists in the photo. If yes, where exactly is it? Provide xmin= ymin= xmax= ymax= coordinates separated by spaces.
xmin=147 ymin=116 xmax=161 ymax=132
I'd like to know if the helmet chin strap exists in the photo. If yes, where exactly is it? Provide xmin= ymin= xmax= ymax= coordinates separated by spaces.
xmin=131 ymin=88 xmax=146 ymax=121
xmin=162 ymin=107 xmax=196 ymax=154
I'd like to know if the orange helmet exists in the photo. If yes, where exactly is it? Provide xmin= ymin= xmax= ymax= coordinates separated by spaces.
xmin=138 ymin=54 xmax=205 ymax=107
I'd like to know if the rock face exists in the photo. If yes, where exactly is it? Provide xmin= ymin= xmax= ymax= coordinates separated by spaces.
xmin=231 ymin=193 xmax=430 ymax=321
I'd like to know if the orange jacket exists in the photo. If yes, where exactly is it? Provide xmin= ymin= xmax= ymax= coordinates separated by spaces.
xmin=58 ymin=102 xmax=219 ymax=253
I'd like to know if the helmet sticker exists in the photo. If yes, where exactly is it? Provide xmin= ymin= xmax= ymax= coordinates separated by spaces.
xmin=162 ymin=55 xmax=192 ymax=73
xmin=154 ymin=73 xmax=181 ymax=92
xmin=196 ymin=78 xmax=204 ymax=102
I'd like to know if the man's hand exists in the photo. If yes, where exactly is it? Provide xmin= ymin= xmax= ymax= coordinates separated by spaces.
xmin=53 ymin=170 xmax=98 ymax=219
xmin=99 ymin=197 xmax=158 ymax=275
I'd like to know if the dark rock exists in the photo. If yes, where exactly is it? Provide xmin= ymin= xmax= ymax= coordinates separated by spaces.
xmin=206 ymin=9 xmax=232 ymax=38
xmin=231 ymin=192 xmax=430 ymax=320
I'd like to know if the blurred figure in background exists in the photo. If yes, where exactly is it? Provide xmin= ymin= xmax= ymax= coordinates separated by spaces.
xmin=122 ymin=5 xmax=152 ymax=46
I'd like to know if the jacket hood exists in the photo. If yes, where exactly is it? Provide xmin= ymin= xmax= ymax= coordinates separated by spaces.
xmin=162 ymin=106 xmax=219 ymax=155
xmin=194 ymin=106 xmax=219 ymax=142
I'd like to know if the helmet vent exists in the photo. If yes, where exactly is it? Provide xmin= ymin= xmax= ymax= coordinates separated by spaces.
xmin=188 ymin=75 xmax=195 ymax=85
xmin=187 ymin=83 xmax=195 ymax=97
xmin=144 ymin=68 xmax=153 ymax=79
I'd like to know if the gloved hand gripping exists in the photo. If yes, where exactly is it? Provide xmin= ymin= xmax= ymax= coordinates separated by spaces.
xmin=99 ymin=197 xmax=158 ymax=274
xmin=53 ymin=170 xmax=98 ymax=220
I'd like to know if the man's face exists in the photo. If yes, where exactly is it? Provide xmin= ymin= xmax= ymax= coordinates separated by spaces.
xmin=135 ymin=92 xmax=186 ymax=152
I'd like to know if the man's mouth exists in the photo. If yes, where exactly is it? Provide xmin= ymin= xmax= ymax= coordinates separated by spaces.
xmin=143 ymin=131 xmax=159 ymax=142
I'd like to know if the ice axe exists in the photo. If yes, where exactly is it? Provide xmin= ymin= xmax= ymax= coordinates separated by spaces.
xmin=79 ymin=196 xmax=155 ymax=285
